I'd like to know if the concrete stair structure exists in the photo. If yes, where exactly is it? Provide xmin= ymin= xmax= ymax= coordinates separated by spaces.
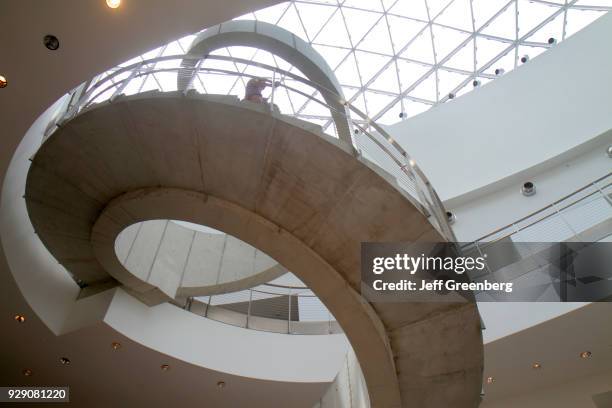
xmin=25 ymin=92 xmax=483 ymax=408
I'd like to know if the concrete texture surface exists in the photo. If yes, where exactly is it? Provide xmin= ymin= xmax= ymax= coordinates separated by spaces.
xmin=25 ymin=92 xmax=483 ymax=407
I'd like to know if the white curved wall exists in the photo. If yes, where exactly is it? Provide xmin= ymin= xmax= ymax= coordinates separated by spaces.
xmin=385 ymin=11 xmax=612 ymax=203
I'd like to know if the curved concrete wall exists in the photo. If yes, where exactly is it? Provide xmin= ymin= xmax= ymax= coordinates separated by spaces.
xmin=25 ymin=92 xmax=483 ymax=408
xmin=0 ymin=93 xmax=350 ymax=384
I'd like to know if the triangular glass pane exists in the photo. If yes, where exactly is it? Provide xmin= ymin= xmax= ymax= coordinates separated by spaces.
xmin=399 ymin=28 xmax=435 ymax=64
xmin=363 ymin=91 xmax=397 ymax=117
xmin=351 ymin=92 xmax=369 ymax=116
xmin=434 ymin=0 xmax=474 ymax=31
xmin=442 ymin=39 xmax=474 ymax=71
xmin=523 ymin=12 xmax=565 ymax=44
xmin=388 ymin=0 xmax=429 ymax=21
xmin=313 ymin=10 xmax=352 ymax=48
xmin=386 ymin=15 xmax=428 ymax=52
xmin=354 ymin=51 xmax=391 ymax=84
xmin=481 ymin=3 xmax=517 ymax=39
xmin=408 ymin=72 xmax=437 ymax=101
xmin=272 ymin=86 xmax=296 ymax=115
xmin=335 ymin=53 xmax=362 ymax=87
xmin=437 ymin=68 xmax=470 ymax=98
xmin=427 ymin=0 xmax=455 ymax=20
xmin=295 ymin=3 xmax=338 ymax=41
xmin=483 ymin=48 xmax=517 ymax=75
xmin=357 ymin=18 xmax=394 ymax=55
xmin=312 ymin=44 xmax=351 ymax=70
xmin=154 ymin=72 xmax=178 ymax=92
xmin=369 ymin=62 xmax=401 ymax=93
xmin=341 ymin=86 xmax=360 ymax=102
xmin=565 ymin=9 xmax=607 ymax=38
xmin=517 ymin=0 xmax=560 ymax=38
xmin=476 ymin=37 xmax=511 ymax=69
xmin=517 ymin=44 xmax=547 ymax=62
xmin=277 ymin=4 xmax=309 ymax=42
xmin=341 ymin=7 xmax=382 ymax=45
xmin=300 ymin=94 xmax=334 ymax=117
xmin=396 ymin=59 xmax=432 ymax=89
xmin=472 ymin=0 xmax=512 ymax=31
xmin=575 ymin=0 xmax=612 ymax=5
xmin=403 ymin=99 xmax=432 ymax=117
xmin=432 ymin=25 xmax=471 ymax=62
xmin=141 ymin=74 xmax=160 ymax=93
xmin=377 ymin=99 xmax=404 ymax=125
xmin=255 ymin=3 xmax=290 ymax=24
xmin=201 ymin=73 xmax=236 ymax=95
xmin=343 ymin=0 xmax=385 ymax=12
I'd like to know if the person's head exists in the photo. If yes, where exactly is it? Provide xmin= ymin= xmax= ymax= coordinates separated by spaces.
xmin=247 ymin=77 xmax=267 ymax=91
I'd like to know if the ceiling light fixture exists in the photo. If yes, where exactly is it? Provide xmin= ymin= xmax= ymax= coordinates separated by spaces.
xmin=43 ymin=35 xmax=60 ymax=51
xmin=217 ymin=381 xmax=226 ymax=389
xmin=106 ymin=0 xmax=121 ymax=8
xmin=606 ymin=145 xmax=612 ymax=158
xmin=111 ymin=342 xmax=121 ymax=350
xmin=60 ymin=357 xmax=71 ymax=366
xmin=0 ymin=74 xmax=7 ymax=88
xmin=14 ymin=314 xmax=25 ymax=323
xmin=486 ymin=376 xmax=495 ymax=384
xmin=580 ymin=351 xmax=592 ymax=359
xmin=161 ymin=364 xmax=170 ymax=371
xmin=22 ymin=369 xmax=33 ymax=377
xmin=532 ymin=362 xmax=541 ymax=369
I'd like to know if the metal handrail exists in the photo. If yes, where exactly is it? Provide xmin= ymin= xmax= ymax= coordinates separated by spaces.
xmin=52 ymin=53 xmax=456 ymax=242
xmin=467 ymin=173 xmax=612 ymax=245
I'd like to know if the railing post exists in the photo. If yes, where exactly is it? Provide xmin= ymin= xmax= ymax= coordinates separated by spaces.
xmin=287 ymin=288 xmax=292 ymax=334
xmin=270 ymin=70 xmax=276 ymax=108
xmin=246 ymin=289 xmax=253 ymax=329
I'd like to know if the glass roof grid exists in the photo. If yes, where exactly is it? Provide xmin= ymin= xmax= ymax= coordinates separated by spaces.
xmin=104 ymin=0 xmax=611 ymax=130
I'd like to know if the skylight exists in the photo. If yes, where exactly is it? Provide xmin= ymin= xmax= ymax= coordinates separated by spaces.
xmin=96 ymin=0 xmax=611 ymax=133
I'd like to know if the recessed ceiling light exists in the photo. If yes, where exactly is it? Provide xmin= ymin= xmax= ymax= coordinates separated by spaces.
xmin=486 ymin=376 xmax=495 ymax=384
xmin=43 ymin=35 xmax=60 ymax=51
xmin=580 ymin=351 xmax=592 ymax=359
xmin=60 ymin=357 xmax=71 ymax=366
xmin=22 ymin=369 xmax=33 ymax=377
xmin=217 ymin=381 xmax=226 ymax=389
xmin=111 ymin=342 xmax=121 ymax=350
xmin=606 ymin=145 xmax=612 ymax=158
xmin=106 ymin=0 xmax=121 ymax=8
xmin=161 ymin=364 xmax=170 ymax=371
xmin=532 ymin=362 xmax=541 ymax=369
xmin=14 ymin=314 xmax=25 ymax=323
xmin=0 ymin=74 xmax=7 ymax=88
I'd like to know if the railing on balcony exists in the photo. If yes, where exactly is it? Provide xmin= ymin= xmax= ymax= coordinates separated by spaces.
xmin=47 ymin=53 xmax=456 ymax=242
xmin=183 ymin=278 xmax=342 ymax=335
